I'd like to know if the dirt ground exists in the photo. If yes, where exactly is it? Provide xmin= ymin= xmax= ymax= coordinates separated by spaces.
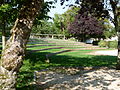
xmin=35 ymin=67 xmax=120 ymax=90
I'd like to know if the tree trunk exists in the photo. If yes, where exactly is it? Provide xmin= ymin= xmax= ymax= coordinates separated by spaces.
xmin=2 ymin=20 xmax=6 ymax=50
xmin=109 ymin=0 xmax=120 ymax=69
xmin=2 ymin=35 xmax=6 ymax=50
xmin=117 ymin=32 xmax=120 ymax=69
xmin=0 ymin=0 xmax=43 ymax=89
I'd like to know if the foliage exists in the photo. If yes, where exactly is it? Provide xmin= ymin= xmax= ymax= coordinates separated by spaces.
xmin=60 ymin=6 xmax=80 ymax=29
xmin=53 ymin=6 xmax=80 ymax=37
xmin=108 ymin=41 xmax=118 ymax=49
xmin=32 ymin=6 xmax=80 ymax=36
xmin=104 ymin=28 xmax=117 ymax=39
xmin=60 ymin=0 xmax=109 ymax=18
xmin=68 ymin=14 xmax=104 ymax=41
xmin=32 ymin=20 xmax=61 ymax=34
xmin=98 ymin=40 xmax=118 ymax=48
xmin=101 ymin=19 xmax=116 ymax=39
xmin=33 ymin=1 xmax=55 ymax=25
xmin=98 ymin=40 xmax=108 ymax=47
xmin=0 ymin=1 xmax=54 ymax=33
xmin=0 ymin=2 xmax=18 ymax=31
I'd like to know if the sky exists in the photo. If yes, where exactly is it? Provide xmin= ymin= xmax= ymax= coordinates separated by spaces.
xmin=47 ymin=0 xmax=68 ymax=18
xmin=45 ymin=0 xmax=77 ymax=21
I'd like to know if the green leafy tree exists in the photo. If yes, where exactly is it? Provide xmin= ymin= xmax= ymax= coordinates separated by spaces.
xmin=103 ymin=19 xmax=116 ymax=39
xmin=53 ymin=6 xmax=80 ymax=38
xmin=32 ymin=20 xmax=60 ymax=34
xmin=0 ymin=1 xmax=18 ymax=49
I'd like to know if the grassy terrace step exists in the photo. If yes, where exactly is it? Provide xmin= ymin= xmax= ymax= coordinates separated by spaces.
xmin=46 ymin=49 xmax=73 ymax=57
xmin=27 ymin=42 xmax=88 ymax=45
xmin=27 ymin=47 xmax=64 ymax=52
xmin=27 ymin=44 xmax=85 ymax=48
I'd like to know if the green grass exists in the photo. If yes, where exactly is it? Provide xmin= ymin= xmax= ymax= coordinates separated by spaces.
xmin=17 ymin=39 xmax=117 ymax=89
xmin=27 ymin=45 xmax=60 ymax=50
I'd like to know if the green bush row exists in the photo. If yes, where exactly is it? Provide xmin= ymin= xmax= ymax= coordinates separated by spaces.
xmin=98 ymin=40 xmax=118 ymax=48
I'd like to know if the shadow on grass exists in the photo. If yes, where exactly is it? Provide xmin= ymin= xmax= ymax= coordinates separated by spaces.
xmin=50 ymin=55 xmax=117 ymax=68
xmin=17 ymin=51 xmax=117 ymax=90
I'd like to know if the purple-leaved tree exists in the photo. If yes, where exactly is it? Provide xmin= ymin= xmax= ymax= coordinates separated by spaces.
xmin=68 ymin=13 xmax=104 ymax=41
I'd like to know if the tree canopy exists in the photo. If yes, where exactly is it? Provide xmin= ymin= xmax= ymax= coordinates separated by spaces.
xmin=68 ymin=14 xmax=104 ymax=41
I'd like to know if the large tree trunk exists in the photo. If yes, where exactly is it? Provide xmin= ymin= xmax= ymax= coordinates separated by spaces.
xmin=117 ymin=32 xmax=120 ymax=69
xmin=0 ymin=0 xmax=43 ymax=89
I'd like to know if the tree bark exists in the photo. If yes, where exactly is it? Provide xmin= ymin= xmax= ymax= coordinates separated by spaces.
xmin=2 ymin=20 xmax=6 ymax=50
xmin=0 ymin=0 xmax=43 ymax=89
xmin=117 ymin=32 xmax=120 ymax=69
xmin=109 ymin=0 xmax=120 ymax=69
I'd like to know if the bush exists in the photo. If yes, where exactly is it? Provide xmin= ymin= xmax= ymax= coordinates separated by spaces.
xmin=108 ymin=41 xmax=118 ymax=48
xmin=98 ymin=40 xmax=118 ymax=48
xmin=98 ymin=40 xmax=108 ymax=47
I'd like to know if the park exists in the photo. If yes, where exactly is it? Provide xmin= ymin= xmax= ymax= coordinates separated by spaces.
xmin=0 ymin=0 xmax=120 ymax=90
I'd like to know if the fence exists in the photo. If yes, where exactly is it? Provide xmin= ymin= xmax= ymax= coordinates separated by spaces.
xmin=30 ymin=34 xmax=66 ymax=39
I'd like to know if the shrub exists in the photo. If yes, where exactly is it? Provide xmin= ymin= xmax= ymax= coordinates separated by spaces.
xmin=108 ymin=41 xmax=118 ymax=49
xmin=98 ymin=40 xmax=118 ymax=48
xmin=98 ymin=40 xmax=108 ymax=47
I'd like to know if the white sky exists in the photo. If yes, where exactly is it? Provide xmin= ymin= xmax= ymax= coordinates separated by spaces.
xmin=45 ymin=0 xmax=76 ymax=21
xmin=48 ymin=1 xmax=68 ymax=18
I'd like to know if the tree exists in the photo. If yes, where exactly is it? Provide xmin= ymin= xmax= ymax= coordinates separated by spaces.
xmin=68 ymin=14 xmax=104 ymax=41
xmin=109 ymin=0 xmax=120 ymax=69
xmin=32 ymin=20 xmax=60 ymax=34
xmin=0 ymin=0 xmax=43 ymax=89
xmin=53 ymin=6 xmax=80 ymax=38
xmin=103 ymin=19 xmax=116 ymax=39
xmin=0 ymin=1 xmax=18 ymax=49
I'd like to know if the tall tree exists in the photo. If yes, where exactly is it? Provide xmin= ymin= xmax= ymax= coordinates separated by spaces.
xmin=52 ymin=6 xmax=80 ymax=38
xmin=68 ymin=14 xmax=104 ymax=41
xmin=0 ymin=0 xmax=43 ymax=89
xmin=109 ymin=0 xmax=120 ymax=69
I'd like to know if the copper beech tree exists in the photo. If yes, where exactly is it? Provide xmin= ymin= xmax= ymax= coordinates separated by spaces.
xmin=0 ymin=0 xmax=43 ymax=89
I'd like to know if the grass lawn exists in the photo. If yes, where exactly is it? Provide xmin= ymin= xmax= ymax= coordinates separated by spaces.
xmin=16 ymin=38 xmax=117 ymax=89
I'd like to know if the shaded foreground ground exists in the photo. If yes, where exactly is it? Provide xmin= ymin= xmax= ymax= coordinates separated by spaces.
xmin=35 ymin=67 xmax=120 ymax=90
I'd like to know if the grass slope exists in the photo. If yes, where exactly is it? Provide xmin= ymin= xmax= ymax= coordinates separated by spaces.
xmin=17 ymin=38 xmax=117 ymax=89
